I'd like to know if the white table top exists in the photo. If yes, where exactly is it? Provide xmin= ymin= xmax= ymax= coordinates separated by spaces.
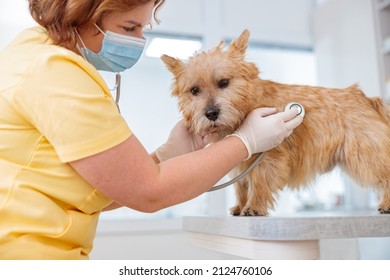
xmin=183 ymin=212 xmax=390 ymax=241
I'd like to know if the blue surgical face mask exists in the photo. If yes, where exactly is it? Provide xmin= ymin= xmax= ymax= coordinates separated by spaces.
xmin=77 ymin=25 xmax=146 ymax=72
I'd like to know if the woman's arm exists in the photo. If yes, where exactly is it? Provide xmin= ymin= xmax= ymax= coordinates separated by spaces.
xmin=70 ymin=134 xmax=247 ymax=213
xmin=103 ymin=201 xmax=123 ymax=211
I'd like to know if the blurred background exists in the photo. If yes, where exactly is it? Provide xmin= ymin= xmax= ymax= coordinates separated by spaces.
xmin=1 ymin=0 xmax=389 ymax=259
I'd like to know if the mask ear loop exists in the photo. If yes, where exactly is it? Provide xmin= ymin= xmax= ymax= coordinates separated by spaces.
xmin=75 ymin=24 xmax=104 ymax=53
xmin=74 ymin=29 xmax=88 ymax=58
xmin=94 ymin=23 xmax=106 ymax=36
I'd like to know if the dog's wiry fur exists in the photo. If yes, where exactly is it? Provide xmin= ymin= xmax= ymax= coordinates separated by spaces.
xmin=161 ymin=29 xmax=390 ymax=216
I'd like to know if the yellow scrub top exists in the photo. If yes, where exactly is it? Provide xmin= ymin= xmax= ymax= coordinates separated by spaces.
xmin=0 ymin=27 xmax=132 ymax=259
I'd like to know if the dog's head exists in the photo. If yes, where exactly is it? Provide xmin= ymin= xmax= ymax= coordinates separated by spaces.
xmin=161 ymin=29 xmax=260 ymax=137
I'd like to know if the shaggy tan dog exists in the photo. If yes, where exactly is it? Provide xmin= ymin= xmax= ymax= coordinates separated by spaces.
xmin=161 ymin=29 xmax=390 ymax=216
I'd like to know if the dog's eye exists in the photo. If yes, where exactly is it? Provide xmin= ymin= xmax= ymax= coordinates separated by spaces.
xmin=218 ymin=79 xmax=230 ymax=89
xmin=190 ymin=86 xmax=200 ymax=96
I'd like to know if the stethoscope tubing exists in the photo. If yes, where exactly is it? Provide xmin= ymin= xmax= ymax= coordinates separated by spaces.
xmin=207 ymin=152 xmax=265 ymax=192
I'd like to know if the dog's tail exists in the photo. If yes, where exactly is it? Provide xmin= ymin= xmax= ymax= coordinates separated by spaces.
xmin=370 ymin=96 xmax=390 ymax=123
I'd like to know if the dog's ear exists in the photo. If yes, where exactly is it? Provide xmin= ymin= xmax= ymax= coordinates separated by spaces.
xmin=227 ymin=29 xmax=250 ymax=59
xmin=161 ymin=54 xmax=184 ymax=74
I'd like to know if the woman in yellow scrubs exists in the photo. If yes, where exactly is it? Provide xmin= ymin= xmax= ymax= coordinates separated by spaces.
xmin=0 ymin=0 xmax=303 ymax=259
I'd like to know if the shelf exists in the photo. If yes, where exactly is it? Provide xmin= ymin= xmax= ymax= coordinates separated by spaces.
xmin=378 ymin=0 xmax=390 ymax=10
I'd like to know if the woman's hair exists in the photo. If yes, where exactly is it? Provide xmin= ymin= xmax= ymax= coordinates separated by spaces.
xmin=28 ymin=0 xmax=165 ymax=48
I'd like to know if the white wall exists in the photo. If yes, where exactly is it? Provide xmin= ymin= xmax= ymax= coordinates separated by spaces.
xmin=0 ymin=1 xmax=35 ymax=50
xmin=155 ymin=0 xmax=315 ymax=48
xmin=313 ymin=0 xmax=381 ymax=96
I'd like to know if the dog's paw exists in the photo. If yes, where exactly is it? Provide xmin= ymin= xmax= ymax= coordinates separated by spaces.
xmin=230 ymin=206 xmax=242 ymax=216
xmin=240 ymin=206 xmax=268 ymax=216
xmin=378 ymin=201 xmax=390 ymax=214
xmin=378 ymin=207 xmax=390 ymax=214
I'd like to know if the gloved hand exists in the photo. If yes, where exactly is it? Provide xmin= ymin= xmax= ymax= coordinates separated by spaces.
xmin=155 ymin=120 xmax=219 ymax=162
xmin=229 ymin=107 xmax=303 ymax=160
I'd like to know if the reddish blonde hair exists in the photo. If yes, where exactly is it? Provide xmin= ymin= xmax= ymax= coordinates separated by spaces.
xmin=28 ymin=0 xmax=165 ymax=48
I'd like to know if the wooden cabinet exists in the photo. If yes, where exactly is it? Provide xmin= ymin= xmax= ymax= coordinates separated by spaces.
xmin=374 ymin=0 xmax=390 ymax=100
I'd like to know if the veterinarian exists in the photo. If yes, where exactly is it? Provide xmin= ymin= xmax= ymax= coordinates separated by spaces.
xmin=0 ymin=0 xmax=303 ymax=259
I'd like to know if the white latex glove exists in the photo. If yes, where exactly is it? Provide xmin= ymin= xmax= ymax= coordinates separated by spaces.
xmin=229 ymin=107 xmax=303 ymax=160
xmin=155 ymin=120 xmax=219 ymax=162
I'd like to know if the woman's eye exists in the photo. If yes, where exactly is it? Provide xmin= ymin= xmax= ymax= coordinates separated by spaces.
xmin=190 ymin=87 xmax=200 ymax=96
xmin=123 ymin=26 xmax=136 ymax=32
xmin=218 ymin=79 xmax=230 ymax=88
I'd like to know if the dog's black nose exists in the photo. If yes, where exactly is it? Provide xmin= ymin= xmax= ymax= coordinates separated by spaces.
xmin=205 ymin=107 xmax=220 ymax=121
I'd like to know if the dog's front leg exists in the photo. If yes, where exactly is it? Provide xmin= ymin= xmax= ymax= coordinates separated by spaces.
xmin=230 ymin=180 xmax=248 ymax=216
xmin=240 ymin=175 xmax=276 ymax=216
xmin=240 ymin=152 xmax=290 ymax=216
xmin=379 ymin=192 xmax=390 ymax=214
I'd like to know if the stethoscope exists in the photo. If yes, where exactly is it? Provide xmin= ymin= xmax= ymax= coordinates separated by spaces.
xmin=111 ymin=72 xmax=122 ymax=112
xmin=207 ymin=102 xmax=305 ymax=192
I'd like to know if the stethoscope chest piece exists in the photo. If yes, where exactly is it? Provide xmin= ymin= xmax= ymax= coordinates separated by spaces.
xmin=285 ymin=102 xmax=305 ymax=117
